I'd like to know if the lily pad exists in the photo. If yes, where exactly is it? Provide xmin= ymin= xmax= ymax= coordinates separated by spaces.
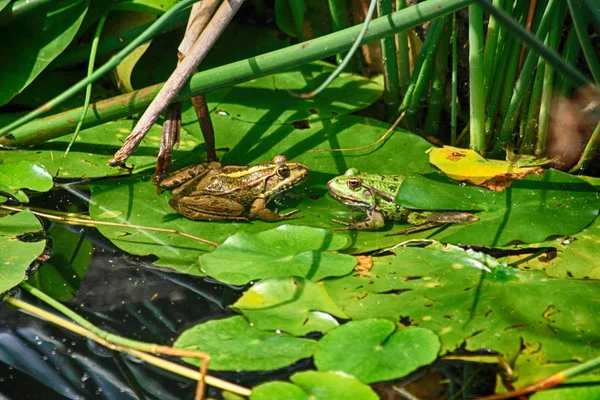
xmin=0 ymin=161 xmax=53 ymax=203
xmin=511 ymin=216 xmax=600 ymax=280
xmin=0 ymin=120 xmax=202 ymax=178
xmin=314 ymin=320 xmax=440 ymax=383
xmin=173 ymin=316 xmax=316 ymax=371
xmin=291 ymin=371 xmax=379 ymax=400
xmin=200 ymin=225 xmax=356 ymax=285
xmin=397 ymin=170 xmax=600 ymax=246
xmin=324 ymin=247 xmax=600 ymax=367
xmin=232 ymin=277 xmax=349 ymax=336
xmin=251 ymin=381 xmax=308 ymax=400
xmin=0 ymin=210 xmax=46 ymax=294
xmin=251 ymin=372 xmax=379 ymax=400
xmin=530 ymin=376 xmax=600 ymax=400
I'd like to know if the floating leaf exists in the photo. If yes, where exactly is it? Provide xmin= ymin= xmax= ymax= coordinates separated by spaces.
xmin=397 ymin=170 xmax=600 ymax=246
xmin=511 ymin=217 xmax=600 ymax=280
xmin=251 ymin=381 xmax=308 ymax=400
xmin=0 ymin=161 xmax=53 ymax=203
xmin=251 ymin=372 xmax=380 ymax=400
xmin=0 ymin=210 xmax=46 ymax=294
xmin=530 ymin=375 xmax=600 ymax=400
xmin=314 ymin=320 xmax=440 ymax=383
xmin=232 ymin=277 xmax=348 ymax=336
xmin=0 ymin=0 xmax=89 ymax=105
xmin=324 ymin=247 xmax=600 ymax=369
xmin=429 ymin=146 xmax=543 ymax=191
xmin=174 ymin=316 xmax=316 ymax=371
xmin=290 ymin=371 xmax=379 ymax=400
xmin=200 ymin=225 xmax=356 ymax=285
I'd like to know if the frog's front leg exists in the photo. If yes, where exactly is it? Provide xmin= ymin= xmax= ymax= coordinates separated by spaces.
xmin=332 ymin=209 xmax=386 ymax=231
xmin=249 ymin=197 xmax=302 ymax=222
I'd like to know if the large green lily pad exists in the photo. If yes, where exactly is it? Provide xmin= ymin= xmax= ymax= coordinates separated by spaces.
xmin=200 ymin=226 xmax=356 ymax=285
xmin=232 ymin=277 xmax=348 ymax=336
xmin=396 ymin=171 xmax=600 ymax=246
xmin=314 ymin=320 xmax=440 ymax=383
xmin=0 ymin=210 xmax=46 ymax=294
xmin=0 ymin=161 xmax=53 ymax=203
xmin=324 ymin=247 xmax=600 ymax=367
xmin=174 ymin=316 xmax=316 ymax=371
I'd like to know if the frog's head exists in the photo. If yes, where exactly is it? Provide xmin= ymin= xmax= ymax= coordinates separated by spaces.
xmin=327 ymin=168 xmax=377 ymax=208
xmin=263 ymin=155 xmax=310 ymax=197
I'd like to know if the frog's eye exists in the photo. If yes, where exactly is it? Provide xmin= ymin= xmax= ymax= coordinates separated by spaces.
xmin=347 ymin=177 xmax=362 ymax=190
xmin=277 ymin=165 xmax=290 ymax=178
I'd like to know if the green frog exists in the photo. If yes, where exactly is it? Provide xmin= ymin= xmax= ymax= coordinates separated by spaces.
xmin=327 ymin=168 xmax=478 ymax=235
xmin=160 ymin=155 xmax=309 ymax=221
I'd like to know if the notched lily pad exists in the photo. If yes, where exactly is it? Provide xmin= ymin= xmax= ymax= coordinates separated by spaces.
xmin=0 ymin=161 xmax=53 ymax=203
xmin=0 ymin=210 xmax=46 ymax=294
xmin=232 ymin=277 xmax=348 ymax=336
xmin=199 ymin=225 xmax=357 ymax=285
xmin=315 ymin=319 xmax=440 ymax=383
xmin=174 ymin=316 xmax=316 ymax=371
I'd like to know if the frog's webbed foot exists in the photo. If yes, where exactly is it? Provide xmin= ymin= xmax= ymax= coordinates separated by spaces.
xmin=331 ymin=219 xmax=352 ymax=231
xmin=254 ymin=208 xmax=303 ymax=222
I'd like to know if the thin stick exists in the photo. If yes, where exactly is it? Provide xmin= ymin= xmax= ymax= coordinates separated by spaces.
xmin=308 ymin=110 xmax=406 ymax=153
xmin=110 ymin=0 xmax=245 ymax=167
xmin=0 ymin=204 xmax=218 ymax=247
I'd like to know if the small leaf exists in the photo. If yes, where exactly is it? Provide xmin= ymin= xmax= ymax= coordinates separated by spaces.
xmin=174 ymin=316 xmax=316 ymax=371
xmin=429 ymin=146 xmax=543 ymax=191
xmin=233 ymin=277 xmax=348 ymax=336
xmin=251 ymin=382 xmax=308 ymax=400
xmin=291 ymin=371 xmax=379 ymax=400
xmin=315 ymin=320 xmax=440 ymax=383
xmin=199 ymin=225 xmax=356 ymax=285
xmin=0 ymin=210 xmax=46 ymax=294
xmin=0 ymin=161 xmax=53 ymax=203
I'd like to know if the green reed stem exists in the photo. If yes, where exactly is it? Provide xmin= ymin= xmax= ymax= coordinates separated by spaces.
xmin=482 ymin=0 xmax=504 ymax=100
xmin=582 ymin=0 xmax=600 ymax=29
xmin=491 ymin=0 xmax=561 ymax=156
xmin=396 ymin=0 xmax=410 ymax=91
xmin=556 ymin=26 xmax=581 ymax=96
xmin=424 ymin=17 xmax=450 ymax=137
xmin=567 ymin=0 xmax=600 ymax=83
xmin=64 ymin=14 xmax=107 ymax=158
xmin=469 ymin=4 xmax=486 ymax=151
xmin=569 ymin=122 xmax=600 ymax=173
xmin=0 ymin=0 xmax=473 ymax=148
xmin=536 ymin=8 xmax=563 ymax=156
xmin=474 ymin=0 xmax=590 ymax=88
xmin=520 ymin=53 xmax=546 ymax=153
xmin=328 ymin=0 xmax=358 ymax=70
xmin=451 ymin=13 xmax=458 ymax=146
xmin=378 ymin=0 xmax=401 ymax=117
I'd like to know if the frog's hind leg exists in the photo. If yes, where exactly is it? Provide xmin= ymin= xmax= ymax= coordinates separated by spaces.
xmin=168 ymin=195 xmax=248 ymax=221
xmin=159 ymin=162 xmax=221 ymax=191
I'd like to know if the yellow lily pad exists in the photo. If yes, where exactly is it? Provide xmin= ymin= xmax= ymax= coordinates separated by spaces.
xmin=428 ymin=146 xmax=543 ymax=191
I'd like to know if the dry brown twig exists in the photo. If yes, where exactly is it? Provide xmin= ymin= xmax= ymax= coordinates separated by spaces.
xmin=111 ymin=0 xmax=245 ymax=168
